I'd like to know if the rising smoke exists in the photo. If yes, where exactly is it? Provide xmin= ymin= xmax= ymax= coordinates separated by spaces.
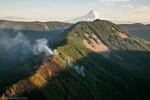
xmin=0 ymin=31 xmax=57 ymax=72
xmin=0 ymin=32 xmax=31 ymax=52
xmin=0 ymin=24 xmax=58 ymax=79
xmin=33 ymin=39 xmax=55 ymax=56
xmin=0 ymin=32 xmax=56 ymax=56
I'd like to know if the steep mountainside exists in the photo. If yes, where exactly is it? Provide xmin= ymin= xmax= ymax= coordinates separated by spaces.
xmin=1 ymin=20 xmax=150 ymax=100
xmin=119 ymin=23 xmax=150 ymax=41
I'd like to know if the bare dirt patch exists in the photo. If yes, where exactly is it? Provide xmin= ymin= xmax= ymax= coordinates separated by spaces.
xmin=83 ymin=33 xmax=110 ymax=58
xmin=118 ymin=32 xmax=128 ymax=39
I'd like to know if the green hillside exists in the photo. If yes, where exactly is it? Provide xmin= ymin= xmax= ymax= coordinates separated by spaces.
xmin=1 ymin=20 xmax=150 ymax=100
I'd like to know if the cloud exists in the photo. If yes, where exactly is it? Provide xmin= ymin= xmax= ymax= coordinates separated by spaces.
xmin=130 ymin=6 xmax=150 ymax=22
xmin=0 ymin=16 xmax=31 ymax=21
xmin=132 ymin=6 xmax=150 ymax=12
xmin=121 ymin=4 xmax=133 ymax=8
xmin=114 ymin=6 xmax=150 ymax=23
xmin=98 ymin=0 xmax=131 ymax=5
xmin=99 ymin=0 xmax=130 ymax=2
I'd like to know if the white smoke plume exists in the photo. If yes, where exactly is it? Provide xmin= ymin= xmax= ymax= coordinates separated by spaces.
xmin=67 ymin=61 xmax=85 ymax=77
xmin=33 ymin=39 xmax=56 ymax=56
xmin=0 ymin=32 xmax=57 ymax=57
xmin=0 ymin=32 xmax=32 ymax=53
xmin=0 ymin=29 xmax=59 ymax=73
xmin=73 ymin=65 xmax=85 ymax=77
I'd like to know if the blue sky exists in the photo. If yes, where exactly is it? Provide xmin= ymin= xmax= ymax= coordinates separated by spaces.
xmin=0 ymin=0 xmax=150 ymax=23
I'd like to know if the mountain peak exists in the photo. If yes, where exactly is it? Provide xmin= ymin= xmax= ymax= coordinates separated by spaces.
xmin=67 ymin=10 xmax=107 ymax=23
xmin=87 ymin=10 xmax=100 ymax=19
xmin=88 ymin=10 xmax=97 ymax=15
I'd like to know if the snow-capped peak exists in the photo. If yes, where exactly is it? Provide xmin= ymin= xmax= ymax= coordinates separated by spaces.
xmin=87 ymin=10 xmax=101 ymax=19
xmin=67 ymin=10 xmax=106 ymax=23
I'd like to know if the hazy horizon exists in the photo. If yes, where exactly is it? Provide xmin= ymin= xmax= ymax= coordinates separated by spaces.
xmin=0 ymin=0 xmax=150 ymax=24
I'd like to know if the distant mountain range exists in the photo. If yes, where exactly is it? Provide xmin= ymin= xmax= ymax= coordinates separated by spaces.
xmin=0 ymin=20 xmax=71 ymax=32
xmin=119 ymin=23 xmax=150 ymax=41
